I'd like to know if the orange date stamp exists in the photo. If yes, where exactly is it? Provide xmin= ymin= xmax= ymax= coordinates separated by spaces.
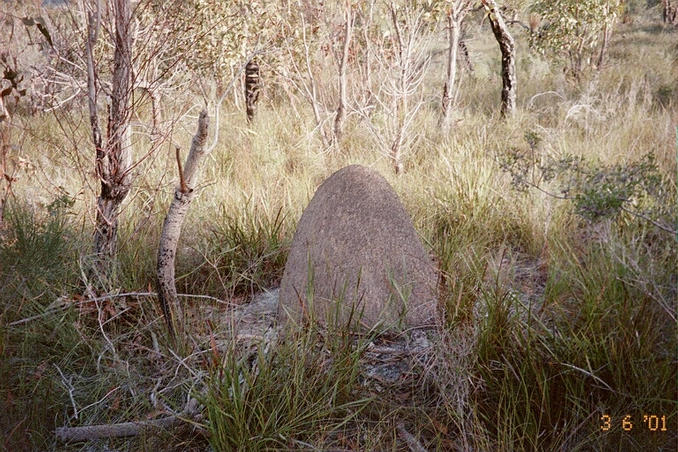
xmin=600 ymin=414 xmax=669 ymax=432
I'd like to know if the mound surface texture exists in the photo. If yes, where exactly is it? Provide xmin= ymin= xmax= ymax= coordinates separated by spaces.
xmin=279 ymin=165 xmax=438 ymax=329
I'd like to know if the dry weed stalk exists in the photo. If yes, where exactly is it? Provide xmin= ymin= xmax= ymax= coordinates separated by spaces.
xmin=282 ymin=2 xmax=332 ymax=148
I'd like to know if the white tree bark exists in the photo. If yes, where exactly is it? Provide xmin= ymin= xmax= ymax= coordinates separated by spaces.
xmin=56 ymin=414 xmax=184 ymax=442
xmin=361 ymin=0 xmax=376 ymax=110
xmin=156 ymin=110 xmax=209 ymax=341
xmin=441 ymin=14 xmax=460 ymax=128
xmin=294 ymin=6 xmax=330 ymax=147
xmin=381 ymin=3 xmax=429 ymax=175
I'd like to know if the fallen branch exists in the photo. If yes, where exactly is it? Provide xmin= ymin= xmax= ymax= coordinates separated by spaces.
xmin=55 ymin=399 xmax=200 ymax=442
xmin=7 ymin=292 xmax=234 ymax=327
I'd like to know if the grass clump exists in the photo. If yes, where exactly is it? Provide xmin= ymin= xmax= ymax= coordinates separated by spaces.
xmin=186 ymin=203 xmax=289 ymax=300
xmin=0 ymin=203 xmax=88 ymax=448
xmin=473 ymin=235 xmax=676 ymax=450
xmin=205 ymin=324 xmax=372 ymax=450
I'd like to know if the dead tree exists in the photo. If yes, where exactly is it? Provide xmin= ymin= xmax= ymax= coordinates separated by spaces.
xmin=481 ymin=0 xmax=516 ymax=117
xmin=0 ymin=28 xmax=31 ymax=231
xmin=440 ymin=0 xmax=473 ymax=129
xmin=55 ymin=398 xmax=200 ymax=442
xmin=245 ymin=58 xmax=260 ymax=122
xmin=156 ymin=111 xmax=209 ymax=342
xmin=358 ymin=3 xmax=429 ymax=175
xmin=87 ymin=0 xmax=134 ymax=273
xmin=359 ymin=0 xmax=376 ymax=111
xmin=333 ymin=2 xmax=352 ymax=145
xmin=385 ymin=4 xmax=430 ymax=174
xmin=297 ymin=12 xmax=328 ymax=146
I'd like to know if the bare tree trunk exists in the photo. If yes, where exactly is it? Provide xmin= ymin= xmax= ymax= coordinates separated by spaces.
xmin=596 ymin=23 xmax=609 ymax=69
xmin=572 ymin=39 xmax=585 ymax=79
xmin=0 ymin=57 xmax=21 ymax=231
xmin=334 ymin=3 xmax=352 ymax=145
xmin=86 ymin=5 xmax=103 ymax=176
xmin=359 ymin=4 xmax=429 ymax=176
xmin=391 ymin=134 xmax=403 ymax=175
xmin=440 ymin=2 xmax=472 ymax=128
xmin=383 ymin=3 xmax=430 ymax=175
xmin=0 ymin=89 xmax=7 ymax=123
xmin=0 ymin=113 xmax=9 ymax=230
xmin=90 ymin=0 xmax=134 ymax=273
xmin=245 ymin=58 xmax=260 ymax=122
xmin=137 ymin=84 xmax=161 ymax=141
xmin=157 ymin=111 xmax=209 ymax=342
xmin=441 ymin=13 xmax=460 ymax=129
xmin=481 ymin=0 xmax=516 ymax=117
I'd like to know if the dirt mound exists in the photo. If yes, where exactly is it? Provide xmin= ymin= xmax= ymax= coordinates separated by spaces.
xmin=279 ymin=165 xmax=438 ymax=330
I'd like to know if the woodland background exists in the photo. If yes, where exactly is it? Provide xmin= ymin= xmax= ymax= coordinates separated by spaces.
xmin=0 ymin=0 xmax=676 ymax=450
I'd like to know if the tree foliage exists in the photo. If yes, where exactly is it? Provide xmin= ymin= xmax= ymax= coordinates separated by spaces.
xmin=531 ymin=0 xmax=624 ymax=76
xmin=500 ymin=131 xmax=675 ymax=234
xmin=141 ymin=0 xmax=281 ymax=85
